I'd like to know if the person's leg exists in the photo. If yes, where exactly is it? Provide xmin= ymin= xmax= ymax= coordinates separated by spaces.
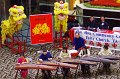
xmin=103 ymin=63 xmax=106 ymax=74
xmin=106 ymin=63 xmax=111 ymax=74
xmin=85 ymin=65 xmax=91 ymax=76
xmin=42 ymin=70 xmax=47 ymax=79
xmin=62 ymin=68 xmax=70 ymax=79
xmin=65 ymin=68 xmax=70 ymax=77
xmin=63 ymin=68 xmax=66 ymax=76
xmin=103 ymin=63 xmax=106 ymax=70
xmin=62 ymin=68 xmax=66 ymax=79
xmin=47 ymin=70 xmax=52 ymax=78
xmin=103 ymin=63 xmax=111 ymax=74
xmin=86 ymin=65 xmax=90 ymax=73
xmin=20 ymin=69 xmax=28 ymax=79
xmin=81 ymin=64 xmax=86 ymax=75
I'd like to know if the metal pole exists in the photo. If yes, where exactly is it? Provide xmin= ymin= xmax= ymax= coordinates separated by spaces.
xmin=0 ymin=1 xmax=1 ymax=14
xmin=3 ymin=0 xmax=6 ymax=19
xmin=29 ymin=0 xmax=31 ymax=15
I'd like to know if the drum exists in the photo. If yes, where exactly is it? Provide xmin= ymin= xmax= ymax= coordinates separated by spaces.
xmin=68 ymin=50 xmax=79 ymax=58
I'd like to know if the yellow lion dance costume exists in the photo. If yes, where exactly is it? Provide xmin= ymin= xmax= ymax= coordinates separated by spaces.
xmin=116 ymin=0 xmax=120 ymax=3
xmin=0 ymin=5 xmax=26 ymax=44
xmin=54 ymin=1 xmax=69 ymax=32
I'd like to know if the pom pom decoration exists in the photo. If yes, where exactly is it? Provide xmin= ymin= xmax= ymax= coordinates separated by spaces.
xmin=0 ymin=5 xmax=26 ymax=44
xmin=89 ymin=41 xmax=94 ymax=46
xmin=112 ymin=43 xmax=117 ymax=48
xmin=54 ymin=1 xmax=69 ymax=32
xmin=105 ymin=43 xmax=109 ymax=47
xmin=96 ymin=42 xmax=102 ymax=47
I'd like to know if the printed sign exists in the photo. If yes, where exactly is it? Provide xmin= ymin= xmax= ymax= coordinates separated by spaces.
xmin=30 ymin=14 xmax=53 ymax=44
xmin=74 ymin=30 xmax=120 ymax=50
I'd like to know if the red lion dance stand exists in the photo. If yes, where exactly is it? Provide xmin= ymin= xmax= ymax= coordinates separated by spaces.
xmin=54 ymin=1 xmax=69 ymax=48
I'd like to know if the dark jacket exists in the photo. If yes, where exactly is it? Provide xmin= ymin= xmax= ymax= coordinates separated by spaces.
xmin=73 ymin=37 xmax=85 ymax=50
xmin=99 ymin=21 xmax=109 ymax=30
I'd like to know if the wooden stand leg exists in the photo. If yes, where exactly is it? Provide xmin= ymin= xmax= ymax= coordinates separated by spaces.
xmin=60 ymin=25 xmax=63 ymax=48
xmin=14 ymin=70 xmax=18 ymax=79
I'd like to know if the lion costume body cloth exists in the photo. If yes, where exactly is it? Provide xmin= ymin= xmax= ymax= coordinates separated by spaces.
xmin=54 ymin=1 xmax=69 ymax=32
xmin=0 ymin=5 xmax=26 ymax=44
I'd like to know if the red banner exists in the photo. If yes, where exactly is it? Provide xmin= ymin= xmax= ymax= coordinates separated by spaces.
xmin=30 ymin=14 xmax=53 ymax=44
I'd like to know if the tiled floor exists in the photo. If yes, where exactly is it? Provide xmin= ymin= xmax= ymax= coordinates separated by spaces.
xmin=0 ymin=44 xmax=120 ymax=79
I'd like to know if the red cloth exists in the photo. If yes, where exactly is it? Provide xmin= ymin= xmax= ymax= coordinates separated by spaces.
xmin=69 ymin=28 xmax=74 ymax=42
xmin=99 ymin=30 xmax=114 ymax=34
xmin=71 ymin=52 xmax=79 ymax=58
xmin=18 ymin=56 xmax=28 ymax=78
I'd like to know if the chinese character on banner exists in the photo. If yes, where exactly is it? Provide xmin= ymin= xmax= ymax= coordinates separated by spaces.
xmin=30 ymin=14 xmax=53 ymax=44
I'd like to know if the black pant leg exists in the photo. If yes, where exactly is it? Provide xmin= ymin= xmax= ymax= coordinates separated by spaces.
xmin=62 ymin=68 xmax=70 ymax=77
xmin=42 ymin=70 xmax=49 ymax=79
xmin=47 ymin=70 xmax=52 ymax=78
xmin=103 ymin=63 xmax=111 ymax=74
xmin=81 ymin=64 xmax=86 ymax=74
xmin=86 ymin=65 xmax=90 ymax=74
